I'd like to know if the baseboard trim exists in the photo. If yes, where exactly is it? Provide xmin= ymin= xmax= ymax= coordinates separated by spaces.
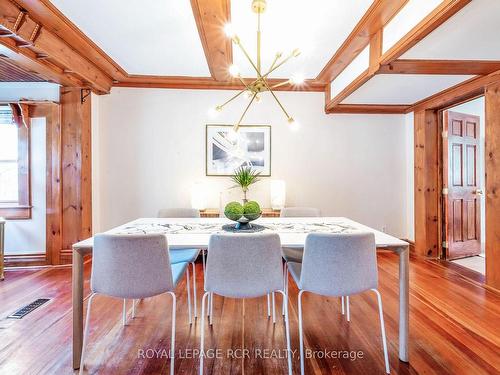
xmin=4 ymin=253 xmax=47 ymax=267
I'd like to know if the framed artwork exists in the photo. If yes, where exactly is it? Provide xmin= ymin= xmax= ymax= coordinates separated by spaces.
xmin=206 ymin=124 xmax=271 ymax=176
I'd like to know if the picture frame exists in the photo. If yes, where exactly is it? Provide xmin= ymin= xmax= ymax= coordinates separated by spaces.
xmin=206 ymin=124 xmax=271 ymax=176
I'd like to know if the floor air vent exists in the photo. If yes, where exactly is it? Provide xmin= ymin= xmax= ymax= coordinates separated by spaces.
xmin=7 ymin=298 xmax=50 ymax=319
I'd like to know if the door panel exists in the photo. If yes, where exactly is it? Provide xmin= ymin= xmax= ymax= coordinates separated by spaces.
xmin=443 ymin=111 xmax=481 ymax=260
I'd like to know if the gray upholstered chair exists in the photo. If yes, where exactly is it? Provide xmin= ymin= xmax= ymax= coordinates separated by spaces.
xmin=278 ymin=206 xmax=349 ymax=317
xmin=199 ymin=233 xmax=292 ymax=375
xmin=80 ymin=234 xmax=188 ymax=375
xmin=158 ymin=208 xmax=201 ymax=218
xmin=280 ymin=207 xmax=321 ymax=263
xmin=287 ymin=233 xmax=390 ymax=374
xmin=157 ymin=208 xmax=203 ymax=318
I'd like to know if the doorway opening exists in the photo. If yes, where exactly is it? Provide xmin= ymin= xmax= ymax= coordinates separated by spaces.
xmin=441 ymin=97 xmax=485 ymax=276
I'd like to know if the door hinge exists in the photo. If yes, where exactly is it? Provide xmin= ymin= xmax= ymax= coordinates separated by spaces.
xmin=442 ymin=130 xmax=448 ymax=138
xmin=442 ymin=188 xmax=448 ymax=195
xmin=442 ymin=241 xmax=448 ymax=249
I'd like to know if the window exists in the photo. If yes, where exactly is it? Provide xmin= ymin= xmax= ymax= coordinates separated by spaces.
xmin=0 ymin=105 xmax=31 ymax=219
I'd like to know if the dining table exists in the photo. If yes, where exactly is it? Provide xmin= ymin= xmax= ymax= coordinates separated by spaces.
xmin=71 ymin=216 xmax=409 ymax=369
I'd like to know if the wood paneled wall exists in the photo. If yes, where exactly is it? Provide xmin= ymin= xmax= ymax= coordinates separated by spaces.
xmin=6 ymin=95 xmax=90 ymax=267
xmin=414 ymin=109 xmax=440 ymax=257
xmin=485 ymin=82 xmax=500 ymax=290
xmin=59 ymin=88 xmax=92 ymax=264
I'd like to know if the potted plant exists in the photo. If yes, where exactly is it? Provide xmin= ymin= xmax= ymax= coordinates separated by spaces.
xmin=231 ymin=166 xmax=261 ymax=203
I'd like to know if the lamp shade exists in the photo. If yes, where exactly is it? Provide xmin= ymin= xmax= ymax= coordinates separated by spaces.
xmin=270 ymin=180 xmax=286 ymax=210
xmin=191 ymin=183 xmax=208 ymax=210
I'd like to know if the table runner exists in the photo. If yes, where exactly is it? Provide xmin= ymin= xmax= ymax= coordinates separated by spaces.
xmin=113 ymin=221 xmax=359 ymax=236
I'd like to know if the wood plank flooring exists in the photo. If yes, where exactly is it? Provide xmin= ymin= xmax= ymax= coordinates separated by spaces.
xmin=0 ymin=252 xmax=499 ymax=374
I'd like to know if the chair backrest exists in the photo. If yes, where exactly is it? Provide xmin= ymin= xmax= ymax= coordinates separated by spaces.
xmin=91 ymin=234 xmax=174 ymax=299
xmin=280 ymin=207 xmax=321 ymax=217
xmin=300 ymin=232 xmax=377 ymax=296
xmin=206 ymin=233 xmax=283 ymax=298
xmin=158 ymin=208 xmax=200 ymax=218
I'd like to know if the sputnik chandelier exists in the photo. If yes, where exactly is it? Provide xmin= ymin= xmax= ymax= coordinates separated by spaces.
xmin=211 ymin=0 xmax=303 ymax=132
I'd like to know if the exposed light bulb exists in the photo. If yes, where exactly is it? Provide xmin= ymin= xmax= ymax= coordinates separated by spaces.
xmin=292 ymin=48 xmax=301 ymax=57
xmin=224 ymin=23 xmax=236 ymax=38
xmin=288 ymin=117 xmax=300 ymax=132
xmin=290 ymin=73 xmax=304 ymax=85
xmin=229 ymin=64 xmax=240 ymax=77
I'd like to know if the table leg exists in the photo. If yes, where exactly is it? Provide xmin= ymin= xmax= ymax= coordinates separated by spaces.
xmin=72 ymin=249 xmax=84 ymax=369
xmin=398 ymin=246 xmax=409 ymax=362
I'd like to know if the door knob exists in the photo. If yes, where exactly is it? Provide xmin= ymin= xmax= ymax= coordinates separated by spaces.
xmin=474 ymin=189 xmax=483 ymax=195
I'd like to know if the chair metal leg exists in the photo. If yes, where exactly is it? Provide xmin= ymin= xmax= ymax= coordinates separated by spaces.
xmin=298 ymin=290 xmax=306 ymax=375
xmin=122 ymin=299 xmax=127 ymax=326
xmin=282 ymin=263 xmax=288 ymax=315
xmin=341 ymin=296 xmax=345 ymax=315
xmin=167 ymin=292 xmax=177 ymax=375
xmin=199 ymin=292 xmax=210 ymax=375
xmin=186 ymin=266 xmax=192 ymax=324
xmin=132 ymin=299 xmax=136 ymax=318
xmin=372 ymin=289 xmax=390 ymax=374
xmin=346 ymin=296 xmax=350 ymax=322
xmin=192 ymin=262 xmax=197 ymax=318
xmin=276 ymin=290 xmax=292 ymax=375
xmin=267 ymin=294 xmax=271 ymax=317
xmin=209 ymin=292 xmax=213 ymax=325
xmin=272 ymin=292 xmax=276 ymax=324
xmin=79 ymin=293 xmax=96 ymax=375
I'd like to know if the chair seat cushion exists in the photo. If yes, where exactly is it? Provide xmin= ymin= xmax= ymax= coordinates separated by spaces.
xmin=281 ymin=247 xmax=303 ymax=263
xmin=287 ymin=262 xmax=302 ymax=286
xmin=171 ymin=262 xmax=188 ymax=287
xmin=170 ymin=248 xmax=200 ymax=264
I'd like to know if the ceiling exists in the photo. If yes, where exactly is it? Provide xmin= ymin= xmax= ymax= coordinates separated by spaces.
xmin=49 ymin=0 xmax=373 ymax=79
xmin=50 ymin=0 xmax=211 ymax=76
xmin=231 ymin=0 xmax=373 ymax=79
xmin=0 ymin=54 xmax=45 ymax=82
xmin=401 ymin=0 xmax=500 ymax=60
xmin=0 ymin=0 xmax=499 ymax=113
xmin=342 ymin=74 xmax=475 ymax=105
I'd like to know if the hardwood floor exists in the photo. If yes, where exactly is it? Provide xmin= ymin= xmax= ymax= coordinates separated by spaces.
xmin=0 ymin=253 xmax=499 ymax=374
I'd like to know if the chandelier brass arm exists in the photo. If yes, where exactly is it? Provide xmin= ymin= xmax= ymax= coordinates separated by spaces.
xmin=210 ymin=0 xmax=302 ymax=132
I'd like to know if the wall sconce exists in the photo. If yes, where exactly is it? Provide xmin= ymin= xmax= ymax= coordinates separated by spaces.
xmin=191 ymin=182 xmax=208 ymax=210
xmin=270 ymin=180 xmax=286 ymax=210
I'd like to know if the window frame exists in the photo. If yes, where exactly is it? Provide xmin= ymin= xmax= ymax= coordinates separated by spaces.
xmin=0 ymin=107 xmax=31 ymax=220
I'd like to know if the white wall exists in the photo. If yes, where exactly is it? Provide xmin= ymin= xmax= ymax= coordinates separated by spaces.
xmin=448 ymin=97 xmax=486 ymax=252
xmin=4 ymin=118 xmax=46 ymax=254
xmin=94 ymin=88 xmax=409 ymax=238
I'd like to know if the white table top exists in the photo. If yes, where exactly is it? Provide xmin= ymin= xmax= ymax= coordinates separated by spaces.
xmin=73 ymin=217 xmax=408 ymax=253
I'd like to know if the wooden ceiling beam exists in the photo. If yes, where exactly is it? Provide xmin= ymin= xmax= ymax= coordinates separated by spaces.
xmin=380 ymin=0 xmax=472 ymax=65
xmin=316 ymin=0 xmax=408 ymax=83
xmin=379 ymin=59 xmax=500 ymax=75
xmin=408 ymin=69 xmax=500 ymax=112
xmin=0 ymin=38 xmax=82 ymax=87
xmin=325 ymin=28 xmax=382 ymax=111
xmin=326 ymin=104 xmax=409 ymax=114
xmin=0 ymin=0 xmax=112 ymax=93
xmin=115 ymin=75 xmax=325 ymax=92
xmin=191 ymin=0 xmax=232 ymax=81
xmin=14 ymin=0 xmax=126 ymax=81
xmin=326 ymin=0 xmax=473 ymax=114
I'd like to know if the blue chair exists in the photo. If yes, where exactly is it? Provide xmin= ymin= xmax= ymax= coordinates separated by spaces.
xmin=158 ymin=208 xmax=204 ymax=318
